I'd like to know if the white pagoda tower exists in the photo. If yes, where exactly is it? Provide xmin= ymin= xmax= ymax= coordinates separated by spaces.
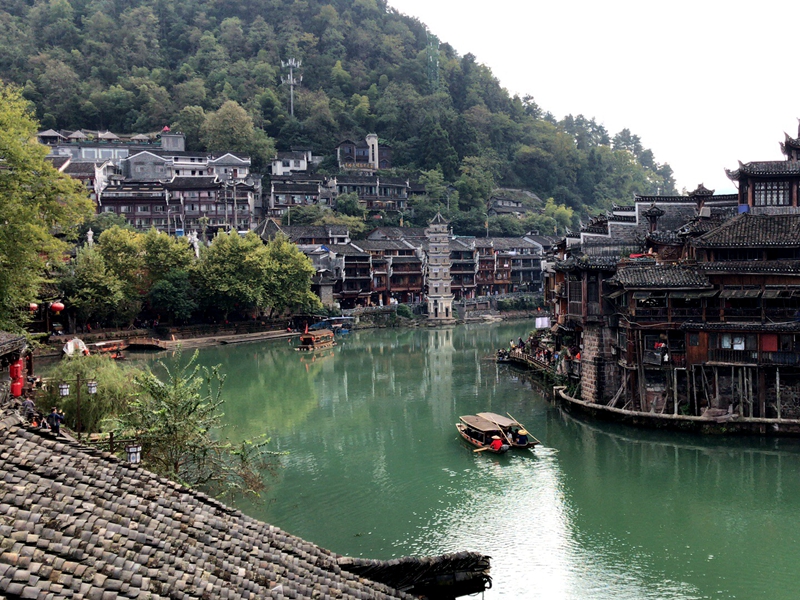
xmin=425 ymin=213 xmax=455 ymax=323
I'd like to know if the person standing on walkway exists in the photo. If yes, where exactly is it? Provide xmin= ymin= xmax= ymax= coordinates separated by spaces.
xmin=46 ymin=407 xmax=63 ymax=436
xmin=21 ymin=397 xmax=35 ymax=422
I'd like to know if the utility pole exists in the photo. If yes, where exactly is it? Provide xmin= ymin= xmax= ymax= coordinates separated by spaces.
xmin=281 ymin=58 xmax=302 ymax=118
xmin=224 ymin=184 xmax=229 ymax=230
xmin=233 ymin=180 xmax=239 ymax=231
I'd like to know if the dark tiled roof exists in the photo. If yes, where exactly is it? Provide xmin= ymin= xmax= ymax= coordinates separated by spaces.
xmin=272 ymin=183 xmax=320 ymax=193
xmin=166 ymin=176 xmax=220 ymax=189
xmin=337 ymin=175 xmax=378 ymax=184
xmin=366 ymin=227 xmax=427 ymax=241
xmin=45 ymin=156 xmax=70 ymax=170
xmin=678 ymin=216 xmax=729 ymax=236
xmin=275 ymin=151 xmax=307 ymax=160
xmin=699 ymin=260 xmax=800 ymax=274
xmin=688 ymin=183 xmax=715 ymax=197
xmin=0 ymin=333 xmax=26 ymax=357
xmin=327 ymin=243 xmax=370 ymax=256
xmin=354 ymin=240 xmax=414 ymax=251
xmin=633 ymin=195 xmax=696 ymax=204
xmin=608 ymin=214 xmax=636 ymax=223
xmin=693 ymin=213 xmax=800 ymax=248
xmin=105 ymin=181 xmax=165 ymax=192
xmin=609 ymin=264 xmax=711 ymax=288
xmin=648 ymin=230 xmax=682 ymax=245
xmin=726 ymin=160 xmax=800 ymax=178
xmin=474 ymin=238 xmax=537 ymax=251
xmin=0 ymin=406 xmax=490 ymax=599
xmin=380 ymin=177 xmax=409 ymax=186
xmin=555 ymin=255 xmax=619 ymax=272
xmin=64 ymin=162 xmax=97 ymax=175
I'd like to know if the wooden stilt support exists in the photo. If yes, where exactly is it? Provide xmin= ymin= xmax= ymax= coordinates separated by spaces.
xmin=735 ymin=366 xmax=742 ymax=417
xmin=738 ymin=368 xmax=745 ymax=417
xmin=700 ymin=366 xmax=712 ymax=411
xmin=714 ymin=366 xmax=719 ymax=406
xmin=673 ymin=368 xmax=678 ymax=416
xmin=777 ymin=368 xmax=781 ymax=420
xmin=608 ymin=372 xmax=628 ymax=407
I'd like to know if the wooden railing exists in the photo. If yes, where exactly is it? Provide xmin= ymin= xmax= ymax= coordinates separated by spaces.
xmin=760 ymin=351 xmax=800 ymax=365
xmin=708 ymin=348 xmax=758 ymax=364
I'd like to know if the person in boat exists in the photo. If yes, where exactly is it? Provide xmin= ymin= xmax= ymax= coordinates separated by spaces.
xmin=489 ymin=435 xmax=503 ymax=451
xmin=515 ymin=429 xmax=529 ymax=446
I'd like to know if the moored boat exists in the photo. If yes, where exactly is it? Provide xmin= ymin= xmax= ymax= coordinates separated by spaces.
xmin=296 ymin=329 xmax=337 ymax=352
xmin=476 ymin=412 xmax=540 ymax=449
xmin=456 ymin=415 xmax=510 ymax=453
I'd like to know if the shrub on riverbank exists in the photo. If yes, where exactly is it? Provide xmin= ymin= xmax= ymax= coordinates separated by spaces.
xmin=497 ymin=295 xmax=543 ymax=312
xmin=37 ymin=354 xmax=135 ymax=435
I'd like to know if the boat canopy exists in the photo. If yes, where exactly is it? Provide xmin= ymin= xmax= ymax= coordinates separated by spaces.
xmin=476 ymin=413 xmax=519 ymax=428
xmin=459 ymin=415 xmax=503 ymax=433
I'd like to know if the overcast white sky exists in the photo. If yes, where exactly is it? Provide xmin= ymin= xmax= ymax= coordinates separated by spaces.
xmin=389 ymin=0 xmax=800 ymax=194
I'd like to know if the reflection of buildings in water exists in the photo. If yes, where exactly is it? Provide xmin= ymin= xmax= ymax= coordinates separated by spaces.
xmin=424 ymin=328 xmax=455 ymax=424
xmin=549 ymin=405 xmax=800 ymax=525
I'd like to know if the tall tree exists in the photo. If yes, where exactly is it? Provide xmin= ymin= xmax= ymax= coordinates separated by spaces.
xmin=261 ymin=234 xmax=320 ymax=317
xmin=201 ymin=100 xmax=275 ymax=171
xmin=196 ymin=231 xmax=268 ymax=318
xmin=0 ymin=82 xmax=93 ymax=332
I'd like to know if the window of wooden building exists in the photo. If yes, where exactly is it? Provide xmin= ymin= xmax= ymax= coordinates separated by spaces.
xmin=754 ymin=180 xmax=790 ymax=206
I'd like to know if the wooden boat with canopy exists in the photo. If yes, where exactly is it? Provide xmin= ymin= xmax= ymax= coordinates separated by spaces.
xmin=296 ymin=329 xmax=336 ymax=352
xmin=476 ymin=412 xmax=540 ymax=449
xmin=456 ymin=415 xmax=510 ymax=454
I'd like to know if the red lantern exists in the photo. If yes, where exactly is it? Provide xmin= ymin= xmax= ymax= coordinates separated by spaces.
xmin=51 ymin=301 xmax=65 ymax=314
xmin=29 ymin=303 xmax=38 ymax=312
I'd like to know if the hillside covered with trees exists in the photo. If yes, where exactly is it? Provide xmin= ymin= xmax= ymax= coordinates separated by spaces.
xmin=0 ymin=0 xmax=677 ymax=228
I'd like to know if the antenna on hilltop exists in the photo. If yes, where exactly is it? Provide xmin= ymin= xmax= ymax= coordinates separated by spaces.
xmin=281 ymin=58 xmax=302 ymax=118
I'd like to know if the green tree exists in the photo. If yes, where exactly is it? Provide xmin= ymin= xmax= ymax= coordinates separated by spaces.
xmin=335 ymin=192 xmax=363 ymax=217
xmin=196 ymin=231 xmax=268 ymax=318
xmin=174 ymin=105 xmax=207 ymax=151
xmin=97 ymin=226 xmax=145 ymax=324
xmin=286 ymin=204 xmax=327 ymax=225
xmin=0 ymin=83 xmax=93 ymax=332
xmin=201 ymin=100 xmax=275 ymax=171
xmin=78 ymin=212 xmax=132 ymax=245
xmin=142 ymin=228 xmax=195 ymax=288
xmin=543 ymin=198 xmax=576 ymax=233
xmin=114 ymin=350 xmax=277 ymax=498
xmin=455 ymin=156 xmax=495 ymax=212
xmin=148 ymin=270 xmax=198 ymax=323
xmin=261 ymin=234 xmax=321 ymax=317
xmin=60 ymin=246 xmax=126 ymax=327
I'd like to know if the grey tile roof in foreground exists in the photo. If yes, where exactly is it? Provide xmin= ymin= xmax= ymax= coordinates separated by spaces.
xmin=0 ymin=404 xmax=490 ymax=599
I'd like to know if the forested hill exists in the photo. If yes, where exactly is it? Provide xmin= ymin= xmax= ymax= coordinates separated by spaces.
xmin=0 ymin=0 xmax=676 ymax=216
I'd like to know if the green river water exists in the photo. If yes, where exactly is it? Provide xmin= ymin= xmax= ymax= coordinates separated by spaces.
xmin=145 ymin=322 xmax=800 ymax=599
